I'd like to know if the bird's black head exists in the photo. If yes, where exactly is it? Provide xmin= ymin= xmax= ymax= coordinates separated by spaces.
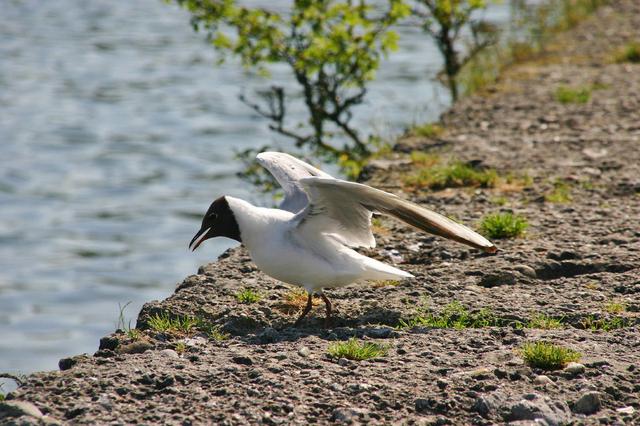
xmin=189 ymin=196 xmax=241 ymax=251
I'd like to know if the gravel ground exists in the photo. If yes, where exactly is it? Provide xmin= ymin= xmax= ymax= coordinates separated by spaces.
xmin=2 ymin=1 xmax=639 ymax=424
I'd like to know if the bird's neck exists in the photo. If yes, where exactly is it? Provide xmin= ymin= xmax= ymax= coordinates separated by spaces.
xmin=225 ymin=197 xmax=293 ymax=248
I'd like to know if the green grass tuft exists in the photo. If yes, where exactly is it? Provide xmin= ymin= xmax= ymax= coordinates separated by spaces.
xmin=116 ymin=301 xmax=141 ymax=340
xmin=581 ymin=315 xmax=630 ymax=331
xmin=327 ymin=338 xmax=388 ymax=361
xmin=399 ymin=301 xmax=500 ymax=329
xmin=409 ymin=151 xmax=440 ymax=167
xmin=527 ymin=314 xmax=564 ymax=330
xmin=405 ymin=162 xmax=498 ymax=190
xmin=479 ymin=212 xmax=528 ymax=239
xmin=521 ymin=341 xmax=581 ymax=370
xmin=604 ymin=300 xmax=626 ymax=314
xmin=174 ymin=342 xmax=187 ymax=354
xmin=147 ymin=313 xmax=199 ymax=334
xmin=614 ymin=41 xmax=640 ymax=63
xmin=554 ymin=85 xmax=591 ymax=104
xmin=411 ymin=123 xmax=444 ymax=138
xmin=545 ymin=180 xmax=572 ymax=203
xmin=235 ymin=288 xmax=262 ymax=304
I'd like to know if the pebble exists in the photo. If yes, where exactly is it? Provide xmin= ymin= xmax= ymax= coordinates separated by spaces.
xmin=331 ymin=407 xmax=364 ymax=423
xmin=572 ymin=391 xmax=602 ymax=415
xmin=617 ymin=406 xmax=635 ymax=415
xmin=118 ymin=340 xmax=153 ymax=354
xmin=534 ymin=375 xmax=553 ymax=385
xmin=415 ymin=398 xmax=432 ymax=413
xmin=366 ymin=327 xmax=394 ymax=339
xmin=478 ymin=271 xmax=517 ymax=287
xmin=258 ymin=327 xmax=279 ymax=344
xmin=507 ymin=398 xmax=568 ymax=426
xmin=297 ymin=346 xmax=311 ymax=358
xmin=564 ymin=362 xmax=585 ymax=375
xmin=232 ymin=355 xmax=253 ymax=366
xmin=514 ymin=264 xmax=537 ymax=278
xmin=160 ymin=349 xmax=180 ymax=359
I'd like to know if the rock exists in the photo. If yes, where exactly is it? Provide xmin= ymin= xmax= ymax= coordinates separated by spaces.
xmin=297 ymin=346 xmax=311 ymax=358
xmin=506 ymin=395 xmax=569 ymax=426
xmin=232 ymin=355 xmax=253 ymax=366
xmin=617 ymin=406 xmax=635 ymax=415
xmin=514 ymin=265 xmax=537 ymax=279
xmin=366 ymin=327 xmax=394 ymax=339
xmin=258 ymin=327 xmax=279 ymax=344
xmin=415 ymin=398 xmax=433 ymax=413
xmin=65 ymin=404 xmax=87 ymax=419
xmin=473 ymin=396 xmax=496 ymax=417
xmin=564 ymin=362 xmax=585 ymax=375
xmin=118 ymin=340 xmax=153 ymax=354
xmin=331 ymin=407 xmax=365 ymax=424
xmin=58 ymin=357 xmax=77 ymax=371
xmin=478 ymin=271 xmax=517 ymax=287
xmin=533 ymin=375 xmax=553 ymax=385
xmin=572 ymin=392 xmax=601 ymax=415
xmin=160 ymin=349 xmax=180 ymax=359
xmin=97 ymin=394 xmax=114 ymax=410
xmin=98 ymin=336 xmax=119 ymax=351
xmin=0 ymin=400 xmax=44 ymax=418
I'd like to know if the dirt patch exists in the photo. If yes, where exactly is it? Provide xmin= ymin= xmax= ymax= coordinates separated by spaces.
xmin=3 ymin=1 xmax=640 ymax=424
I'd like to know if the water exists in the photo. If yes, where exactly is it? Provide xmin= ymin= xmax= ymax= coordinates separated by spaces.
xmin=0 ymin=0 xmax=512 ymax=389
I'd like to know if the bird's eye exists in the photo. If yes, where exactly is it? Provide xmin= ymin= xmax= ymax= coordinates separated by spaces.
xmin=208 ymin=212 xmax=218 ymax=220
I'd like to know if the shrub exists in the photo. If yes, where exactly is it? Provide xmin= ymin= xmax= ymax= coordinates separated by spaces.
xmin=554 ymin=85 xmax=591 ymax=104
xmin=405 ymin=162 xmax=498 ymax=190
xmin=235 ymin=289 xmax=262 ymax=304
xmin=614 ymin=41 xmax=640 ymax=63
xmin=521 ymin=341 xmax=581 ymax=370
xmin=328 ymin=338 xmax=388 ymax=360
xmin=479 ymin=212 xmax=528 ymax=239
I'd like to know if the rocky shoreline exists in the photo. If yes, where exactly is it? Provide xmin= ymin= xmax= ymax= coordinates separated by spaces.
xmin=2 ymin=1 xmax=639 ymax=424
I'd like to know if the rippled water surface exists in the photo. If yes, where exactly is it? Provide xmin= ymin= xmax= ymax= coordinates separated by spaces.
xmin=0 ymin=0 xmax=512 ymax=387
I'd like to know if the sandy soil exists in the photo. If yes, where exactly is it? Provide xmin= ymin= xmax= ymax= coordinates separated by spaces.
xmin=2 ymin=1 xmax=639 ymax=424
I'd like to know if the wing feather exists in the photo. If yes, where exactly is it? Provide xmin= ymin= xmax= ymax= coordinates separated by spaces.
xmin=297 ymin=177 xmax=497 ymax=253
xmin=256 ymin=152 xmax=333 ymax=213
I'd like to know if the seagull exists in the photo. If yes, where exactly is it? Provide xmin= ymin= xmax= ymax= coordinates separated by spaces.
xmin=190 ymin=152 xmax=496 ymax=325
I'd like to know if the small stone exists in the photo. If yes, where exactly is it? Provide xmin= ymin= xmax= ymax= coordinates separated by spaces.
xmin=470 ymin=368 xmax=492 ymax=379
xmin=564 ymin=362 xmax=585 ymax=375
xmin=617 ymin=406 xmax=635 ymax=415
xmin=232 ymin=355 xmax=253 ymax=366
xmin=258 ymin=327 xmax=279 ymax=344
xmin=160 ymin=349 xmax=180 ymax=359
xmin=572 ymin=392 xmax=602 ymax=415
xmin=415 ymin=398 xmax=433 ymax=413
xmin=96 ymin=394 xmax=113 ymax=410
xmin=473 ymin=396 xmax=493 ymax=417
xmin=0 ymin=400 xmax=44 ymax=418
xmin=118 ymin=340 xmax=153 ymax=354
xmin=478 ymin=271 xmax=517 ymax=287
xmin=99 ymin=336 xmax=119 ymax=351
xmin=297 ymin=346 xmax=311 ymax=358
xmin=331 ymin=407 xmax=365 ymax=423
xmin=366 ymin=327 xmax=394 ymax=339
xmin=58 ymin=357 xmax=77 ymax=371
xmin=514 ymin=264 xmax=537 ymax=279
xmin=338 ymin=358 xmax=352 ymax=367
xmin=534 ymin=375 xmax=553 ymax=385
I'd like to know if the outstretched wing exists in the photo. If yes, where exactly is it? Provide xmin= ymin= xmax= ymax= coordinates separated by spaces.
xmin=256 ymin=152 xmax=334 ymax=213
xmin=296 ymin=177 xmax=497 ymax=253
